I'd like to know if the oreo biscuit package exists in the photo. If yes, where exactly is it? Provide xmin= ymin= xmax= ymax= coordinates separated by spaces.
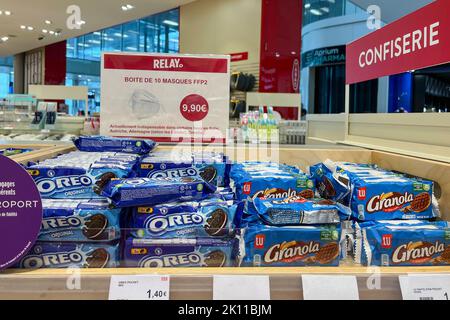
xmin=73 ymin=136 xmax=156 ymax=155
xmin=27 ymin=151 xmax=139 ymax=199
xmin=101 ymin=176 xmax=217 ymax=208
xmin=238 ymin=224 xmax=341 ymax=267
xmin=16 ymin=242 xmax=119 ymax=269
xmin=252 ymin=196 xmax=351 ymax=225
xmin=39 ymin=199 xmax=122 ymax=242
xmin=230 ymin=162 xmax=315 ymax=201
xmin=310 ymin=160 xmax=439 ymax=220
xmin=138 ymin=151 xmax=230 ymax=187
xmin=354 ymin=221 xmax=450 ymax=266
xmin=129 ymin=198 xmax=243 ymax=239
xmin=122 ymin=237 xmax=235 ymax=267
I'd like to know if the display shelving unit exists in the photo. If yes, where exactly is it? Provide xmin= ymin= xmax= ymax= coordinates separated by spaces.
xmin=1 ymin=144 xmax=449 ymax=300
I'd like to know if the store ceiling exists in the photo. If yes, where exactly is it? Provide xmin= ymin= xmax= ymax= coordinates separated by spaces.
xmin=0 ymin=0 xmax=195 ymax=57
xmin=349 ymin=0 xmax=433 ymax=23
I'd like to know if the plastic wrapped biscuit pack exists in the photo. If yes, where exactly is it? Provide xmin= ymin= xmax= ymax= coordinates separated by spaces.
xmin=15 ymin=140 xmax=449 ymax=268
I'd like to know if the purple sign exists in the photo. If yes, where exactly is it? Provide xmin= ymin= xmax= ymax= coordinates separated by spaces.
xmin=0 ymin=155 xmax=42 ymax=270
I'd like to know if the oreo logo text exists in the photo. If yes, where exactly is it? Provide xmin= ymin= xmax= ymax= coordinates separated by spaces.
xmin=264 ymin=241 xmax=320 ymax=263
xmin=140 ymin=253 xmax=201 ymax=267
xmin=36 ymin=175 xmax=93 ymax=195
xmin=145 ymin=213 xmax=204 ymax=235
xmin=149 ymin=168 xmax=198 ymax=179
xmin=42 ymin=216 xmax=83 ymax=230
xmin=22 ymin=252 xmax=84 ymax=268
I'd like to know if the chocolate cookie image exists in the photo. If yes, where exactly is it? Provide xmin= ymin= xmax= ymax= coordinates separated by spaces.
xmin=205 ymin=208 xmax=228 ymax=236
xmin=439 ymin=246 xmax=450 ymax=263
xmin=82 ymin=214 xmax=108 ymax=240
xmin=199 ymin=166 xmax=217 ymax=183
xmin=85 ymin=248 xmax=110 ymax=268
xmin=315 ymin=242 xmax=339 ymax=264
xmin=298 ymin=189 xmax=314 ymax=199
xmin=410 ymin=192 xmax=432 ymax=212
xmin=204 ymin=250 xmax=226 ymax=267
xmin=93 ymin=172 xmax=117 ymax=195
xmin=319 ymin=176 xmax=336 ymax=198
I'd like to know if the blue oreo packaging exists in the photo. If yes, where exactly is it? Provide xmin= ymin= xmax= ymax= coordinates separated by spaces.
xmin=354 ymin=221 xmax=450 ymax=266
xmin=252 ymin=196 xmax=351 ymax=225
xmin=138 ymin=151 xmax=230 ymax=187
xmin=310 ymin=160 xmax=439 ymax=220
xmin=27 ymin=151 xmax=139 ymax=199
xmin=39 ymin=199 xmax=122 ymax=242
xmin=101 ymin=176 xmax=217 ymax=208
xmin=73 ymin=136 xmax=156 ymax=154
xmin=230 ymin=162 xmax=315 ymax=201
xmin=238 ymin=224 xmax=341 ymax=267
xmin=122 ymin=238 xmax=235 ymax=267
xmin=129 ymin=198 xmax=244 ymax=239
xmin=17 ymin=242 xmax=119 ymax=269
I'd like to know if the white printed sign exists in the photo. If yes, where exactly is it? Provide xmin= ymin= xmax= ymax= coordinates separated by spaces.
xmin=213 ymin=275 xmax=271 ymax=300
xmin=302 ymin=275 xmax=360 ymax=300
xmin=399 ymin=274 xmax=450 ymax=300
xmin=101 ymin=53 xmax=230 ymax=144
xmin=108 ymin=275 xmax=170 ymax=300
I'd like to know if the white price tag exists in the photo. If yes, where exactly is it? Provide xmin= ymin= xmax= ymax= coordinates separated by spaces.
xmin=302 ymin=275 xmax=359 ymax=300
xmin=213 ymin=275 xmax=271 ymax=300
xmin=108 ymin=275 xmax=170 ymax=300
xmin=399 ymin=274 xmax=450 ymax=300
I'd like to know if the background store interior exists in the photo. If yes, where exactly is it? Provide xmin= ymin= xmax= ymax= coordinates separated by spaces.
xmin=0 ymin=0 xmax=448 ymax=143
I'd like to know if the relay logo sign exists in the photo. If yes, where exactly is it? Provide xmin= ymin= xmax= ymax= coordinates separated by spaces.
xmin=101 ymin=53 xmax=230 ymax=144
xmin=0 ymin=155 xmax=42 ymax=270
xmin=346 ymin=1 xmax=449 ymax=84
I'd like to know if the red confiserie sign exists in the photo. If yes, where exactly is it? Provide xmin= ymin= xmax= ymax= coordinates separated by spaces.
xmin=346 ymin=0 xmax=450 ymax=84
xmin=104 ymin=54 xmax=229 ymax=73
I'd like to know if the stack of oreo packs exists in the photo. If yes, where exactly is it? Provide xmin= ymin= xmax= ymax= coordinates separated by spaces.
xmin=17 ymin=136 xmax=156 ymax=269
xmin=118 ymin=152 xmax=241 ymax=268
xmin=231 ymin=162 xmax=346 ymax=267
xmin=310 ymin=160 xmax=448 ymax=267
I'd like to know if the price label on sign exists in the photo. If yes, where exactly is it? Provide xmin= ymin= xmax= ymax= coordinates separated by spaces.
xmin=399 ymin=274 xmax=450 ymax=300
xmin=108 ymin=275 xmax=170 ymax=300
xmin=213 ymin=275 xmax=271 ymax=300
xmin=180 ymin=94 xmax=209 ymax=122
xmin=302 ymin=275 xmax=360 ymax=300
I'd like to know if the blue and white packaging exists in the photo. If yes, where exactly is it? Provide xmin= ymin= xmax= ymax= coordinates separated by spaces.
xmin=39 ymin=199 xmax=122 ymax=242
xmin=17 ymin=242 xmax=119 ymax=269
xmin=122 ymin=237 xmax=235 ymax=268
xmin=27 ymin=151 xmax=139 ymax=199
xmin=129 ymin=198 xmax=244 ymax=239
xmin=354 ymin=220 xmax=450 ymax=266
xmin=230 ymin=162 xmax=315 ymax=201
xmin=137 ymin=151 xmax=230 ymax=187
xmin=101 ymin=176 xmax=217 ymax=208
xmin=73 ymin=136 xmax=156 ymax=154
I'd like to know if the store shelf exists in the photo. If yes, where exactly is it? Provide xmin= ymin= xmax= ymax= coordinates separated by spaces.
xmin=2 ymin=266 xmax=449 ymax=300
xmin=2 ymin=145 xmax=449 ymax=300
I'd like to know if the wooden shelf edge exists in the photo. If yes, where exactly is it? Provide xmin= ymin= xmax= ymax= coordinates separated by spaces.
xmin=3 ymin=266 xmax=450 ymax=277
